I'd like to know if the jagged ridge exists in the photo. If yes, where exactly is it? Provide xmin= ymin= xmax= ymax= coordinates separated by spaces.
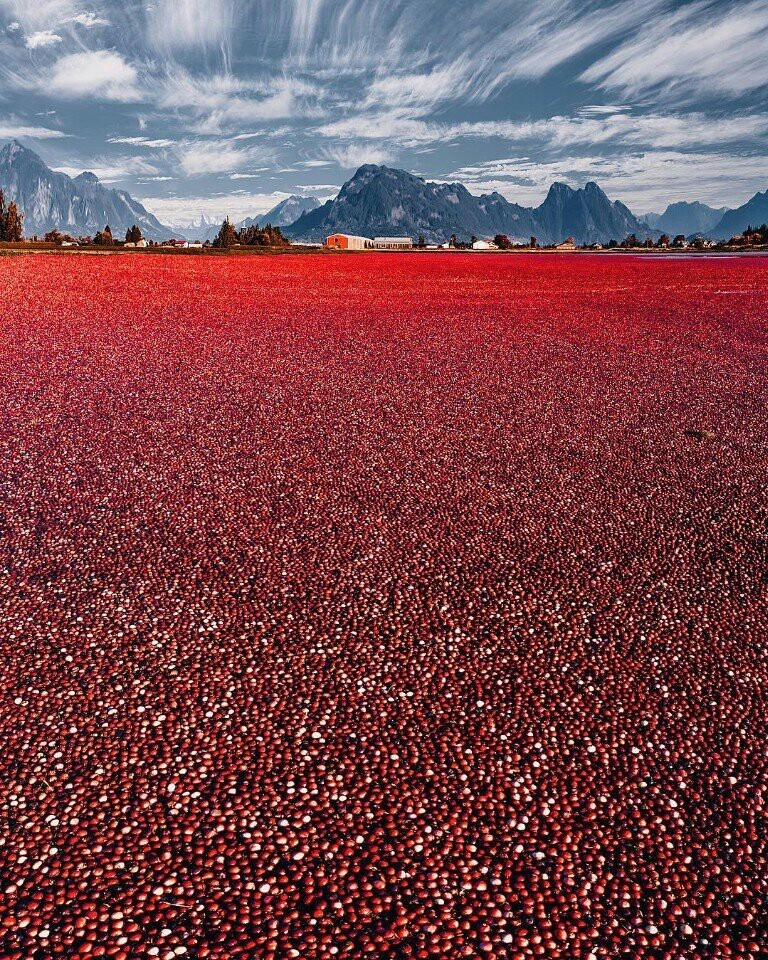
xmin=0 ymin=140 xmax=175 ymax=240
xmin=285 ymin=165 xmax=655 ymax=245
xmin=709 ymin=191 xmax=768 ymax=239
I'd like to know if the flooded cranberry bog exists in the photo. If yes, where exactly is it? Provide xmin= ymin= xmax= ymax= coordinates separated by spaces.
xmin=1 ymin=252 xmax=767 ymax=958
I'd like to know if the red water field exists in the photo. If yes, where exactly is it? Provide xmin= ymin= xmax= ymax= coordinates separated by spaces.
xmin=0 ymin=251 xmax=767 ymax=959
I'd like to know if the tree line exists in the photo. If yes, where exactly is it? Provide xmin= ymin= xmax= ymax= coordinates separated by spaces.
xmin=42 ymin=224 xmax=143 ymax=245
xmin=212 ymin=218 xmax=288 ymax=249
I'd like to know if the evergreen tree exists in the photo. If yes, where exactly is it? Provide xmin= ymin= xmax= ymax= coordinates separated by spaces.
xmin=213 ymin=218 xmax=237 ymax=249
xmin=125 ymin=224 xmax=143 ymax=244
xmin=94 ymin=225 xmax=114 ymax=246
xmin=231 ymin=221 xmax=287 ymax=248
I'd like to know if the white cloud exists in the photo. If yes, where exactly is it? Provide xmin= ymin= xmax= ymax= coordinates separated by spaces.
xmin=458 ymin=112 xmax=768 ymax=151
xmin=330 ymin=0 xmax=668 ymax=114
xmin=0 ymin=1 xmax=107 ymax=32
xmin=69 ymin=12 xmax=108 ymax=27
xmin=231 ymin=128 xmax=292 ymax=141
xmin=300 ymin=183 xmax=340 ymax=193
xmin=47 ymin=50 xmax=143 ymax=102
xmin=491 ymin=1 xmax=667 ymax=87
xmin=145 ymin=0 xmax=236 ymax=51
xmin=321 ymin=142 xmax=395 ymax=169
xmin=108 ymin=136 xmax=175 ymax=148
xmin=0 ymin=122 xmax=68 ymax=138
xmin=282 ymin=0 xmax=412 ymax=73
xmin=317 ymin=113 xmax=431 ymax=144
xmin=191 ymin=89 xmax=299 ymax=134
xmin=230 ymin=170 xmax=271 ymax=179
xmin=583 ymin=0 xmax=768 ymax=99
xmin=156 ymin=72 xmax=312 ymax=134
xmin=318 ymin=108 xmax=768 ymax=153
xmin=53 ymin=155 xmax=159 ymax=182
xmin=578 ymin=105 xmax=630 ymax=116
xmin=25 ymin=29 xmax=62 ymax=48
xmin=175 ymin=139 xmax=269 ymax=177
xmin=138 ymin=190 xmax=293 ymax=227
xmin=364 ymin=61 xmax=475 ymax=111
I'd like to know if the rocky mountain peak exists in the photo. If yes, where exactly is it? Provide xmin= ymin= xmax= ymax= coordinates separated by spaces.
xmin=0 ymin=140 xmax=174 ymax=239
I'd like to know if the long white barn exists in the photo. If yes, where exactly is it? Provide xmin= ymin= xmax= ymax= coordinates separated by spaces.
xmin=325 ymin=234 xmax=414 ymax=250
xmin=372 ymin=237 xmax=413 ymax=250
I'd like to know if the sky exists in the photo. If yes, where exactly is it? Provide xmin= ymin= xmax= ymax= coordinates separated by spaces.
xmin=1 ymin=0 xmax=767 ymax=227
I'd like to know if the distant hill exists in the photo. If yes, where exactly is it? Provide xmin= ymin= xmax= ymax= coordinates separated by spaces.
xmin=0 ymin=140 xmax=174 ymax=240
xmin=285 ymin=165 xmax=653 ymax=245
xmin=534 ymin=181 xmax=650 ymax=246
xmin=177 ymin=214 xmax=217 ymax=241
xmin=642 ymin=211 xmax=662 ymax=229
xmin=253 ymin=195 xmax=322 ymax=228
xmin=645 ymin=201 xmax=729 ymax=237
xmin=709 ymin=190 xmax=768 ymax=239
xmin=195 ymin=197 xmax=324 ymax=243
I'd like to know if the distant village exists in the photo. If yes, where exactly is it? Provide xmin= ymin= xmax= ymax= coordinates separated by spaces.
xmin=322 ymin=231 xmax=768 ymax=252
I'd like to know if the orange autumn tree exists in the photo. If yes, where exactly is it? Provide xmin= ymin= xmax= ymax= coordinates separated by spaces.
xmin=0 ymin=189 xmax=24 ymax=241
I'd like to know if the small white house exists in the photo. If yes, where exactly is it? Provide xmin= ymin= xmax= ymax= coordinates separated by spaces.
xmin=472 ymin=239 xmax=496 ymax=250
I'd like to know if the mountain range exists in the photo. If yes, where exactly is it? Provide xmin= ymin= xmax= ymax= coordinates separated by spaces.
xmin=642 ymin=201 xmax=730 ymax=237
xmin=254 ymin=194 xmax=322 ymax=228
xmin=711 ymin=190 xmax=768 ymax=239
xmin=288 ymin=166 xmax=768 ymax=244
xmin=0 ymin=140 xmax=173 ymax=240
xmin=286 ymin=165 xmax=655 ymax=245
xmin=1 ymin=141 xmax=766 ymax=246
